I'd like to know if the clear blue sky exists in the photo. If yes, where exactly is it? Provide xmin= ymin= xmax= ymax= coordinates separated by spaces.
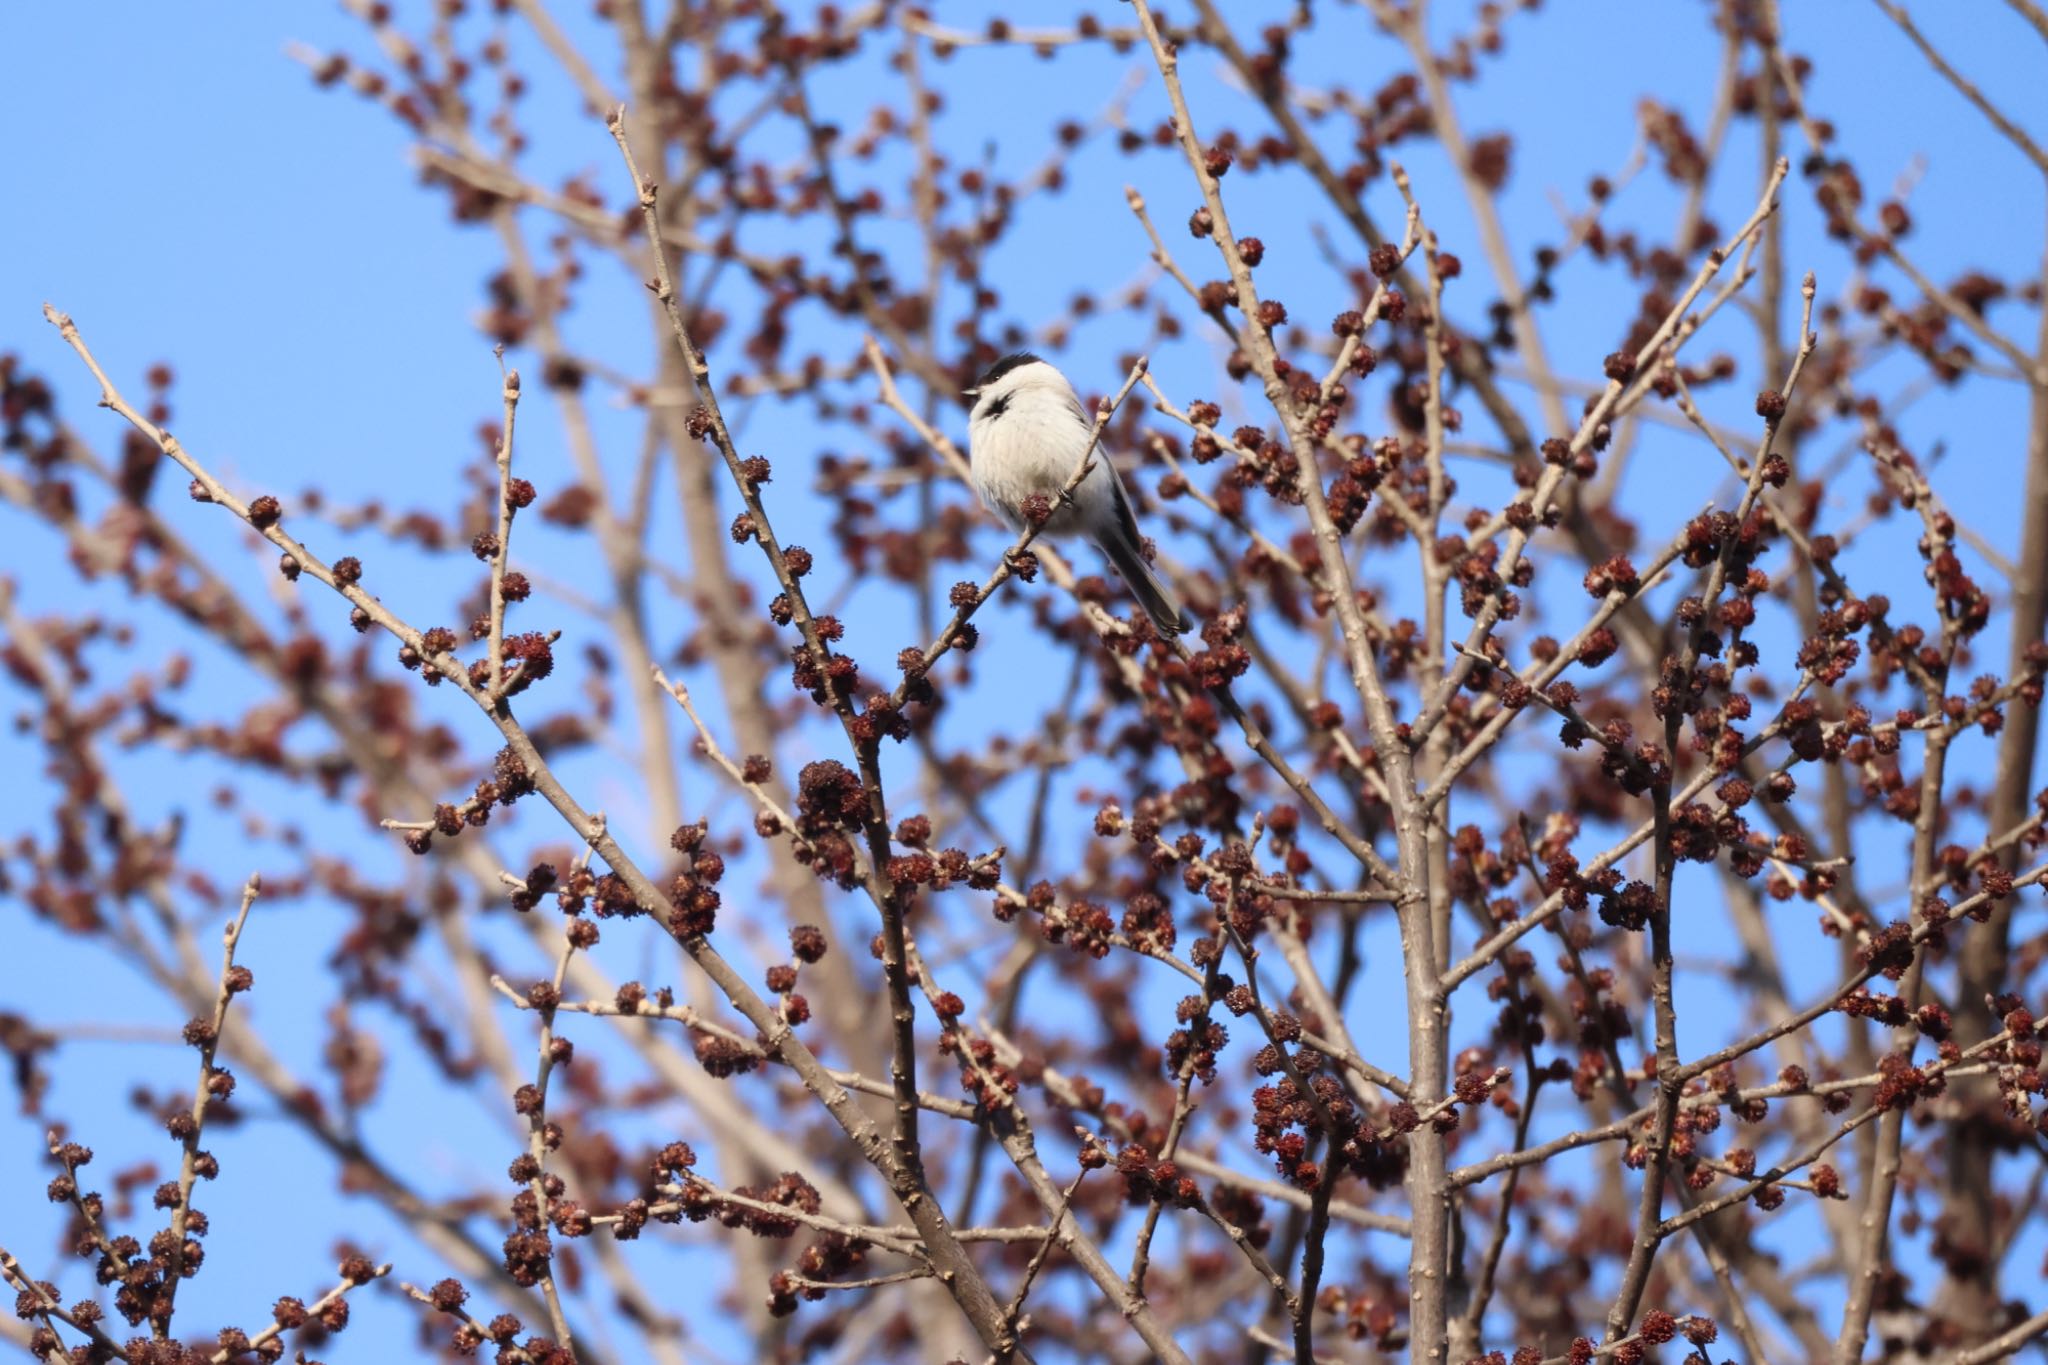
xmin=4 ymin=1 xmax=2046 ymax=1360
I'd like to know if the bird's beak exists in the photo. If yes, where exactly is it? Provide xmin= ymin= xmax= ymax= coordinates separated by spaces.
xmin=962 ymin=387 xmax=979 ymax=398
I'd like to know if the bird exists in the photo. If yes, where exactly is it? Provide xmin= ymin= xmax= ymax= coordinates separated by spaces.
xmin=963 ymin=352 xmax=1190 ymax=638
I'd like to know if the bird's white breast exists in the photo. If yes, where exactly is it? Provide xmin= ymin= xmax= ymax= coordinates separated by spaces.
xmin=970 ymin=388 xmax=1117 ymax=538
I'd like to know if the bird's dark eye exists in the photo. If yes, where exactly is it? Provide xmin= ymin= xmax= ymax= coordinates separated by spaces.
xmin=984 ymin=394 xmax=1010 ymax=420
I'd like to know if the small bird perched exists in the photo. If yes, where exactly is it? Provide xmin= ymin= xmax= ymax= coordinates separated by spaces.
xmin=964 ymin=353 xmax=1190 ymax=638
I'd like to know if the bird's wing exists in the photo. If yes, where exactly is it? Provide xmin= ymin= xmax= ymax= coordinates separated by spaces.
xmin=1104 ymin=458 xmax=1147 ymax=548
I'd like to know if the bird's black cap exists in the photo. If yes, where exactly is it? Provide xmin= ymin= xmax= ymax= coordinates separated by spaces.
xmin=968 ymin=351 xmax=1041 ymax=393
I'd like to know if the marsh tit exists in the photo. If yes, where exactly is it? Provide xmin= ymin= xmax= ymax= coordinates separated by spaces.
xmin=964 ymin=353 xmax=1190 ymax=638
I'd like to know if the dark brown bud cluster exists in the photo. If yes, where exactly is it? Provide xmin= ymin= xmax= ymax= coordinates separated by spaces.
xmin=1112 ymin=1141 xmax=1205 ymax=1210
xmin=664 ymin=820 xmax=726 ymax=938
xmin=1018 ymin=888 xmax=1115 ymax=960
xmin=785 ymin=760 xmax=867 ymax=888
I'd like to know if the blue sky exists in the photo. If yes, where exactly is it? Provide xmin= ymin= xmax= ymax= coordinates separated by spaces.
xmin=4 ymin=1 xmax=2047 ymax=1360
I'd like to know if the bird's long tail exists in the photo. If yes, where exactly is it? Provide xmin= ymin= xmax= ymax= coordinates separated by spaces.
xmin=1097 ymin=532 xmax=1191 ymax=638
